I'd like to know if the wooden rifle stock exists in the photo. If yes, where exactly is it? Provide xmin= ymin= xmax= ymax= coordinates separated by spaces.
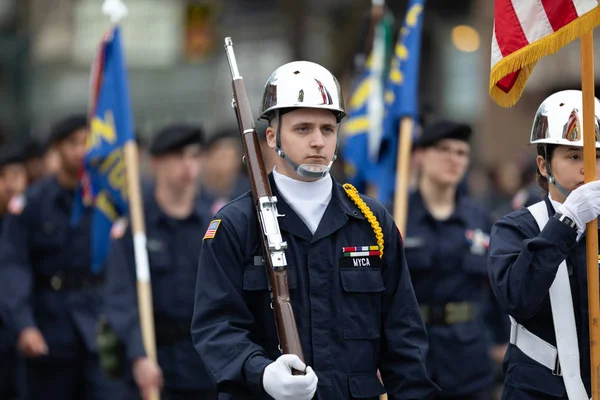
xmin=223 ymin=37 xmax=305 ymax=372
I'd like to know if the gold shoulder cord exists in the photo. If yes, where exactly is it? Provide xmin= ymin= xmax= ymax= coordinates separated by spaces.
xmin=342 ymin=183 xmax=384 ymax=259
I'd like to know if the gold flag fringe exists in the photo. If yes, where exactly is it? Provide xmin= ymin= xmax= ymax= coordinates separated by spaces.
xmin=489 ymin=6 xmax=600 ymax=108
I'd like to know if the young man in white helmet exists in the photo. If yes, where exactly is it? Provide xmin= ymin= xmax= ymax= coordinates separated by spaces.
xmin=191 ymin=61 xmax=439 ymax=399
xmin=488 ymin=89 xmax=600 ymax=399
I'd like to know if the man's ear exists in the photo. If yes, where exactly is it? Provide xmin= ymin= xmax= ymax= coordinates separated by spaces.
xmin=536 ymin=155 xmax=547 ymax=178
xmin=266 ymin=125 xmax=277 ymax=149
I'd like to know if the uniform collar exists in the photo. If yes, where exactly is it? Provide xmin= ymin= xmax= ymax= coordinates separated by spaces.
xmin=269 ymin=173 xmax=365 ymax=242
xmin=49 ymin=175 xmax=76 ymax=211
xmin=410 ymin=188 xmax=468 ymax=224
xmin=547 ymin=193 xmax=561 ymax=214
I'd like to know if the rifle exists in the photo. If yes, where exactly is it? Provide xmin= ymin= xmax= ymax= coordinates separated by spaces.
xmin=224 ymin=37 xmax=306 ymax=373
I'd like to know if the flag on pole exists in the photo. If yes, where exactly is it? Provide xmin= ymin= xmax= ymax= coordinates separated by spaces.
xmin=71 ymin=26 xmax=134 ymax=274
xmin=490 ymin=0 xmax=600 ymax=107
xmin=342 ymin=9 xmax=394 ymax=193
xmin=375 ymin=0 xmax=425 ymax=205
xmin=342 ymin=65 xmax=373 ymax=193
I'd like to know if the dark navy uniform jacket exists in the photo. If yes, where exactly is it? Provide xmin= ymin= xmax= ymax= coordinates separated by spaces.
xmin=404 ymin=190 xmax=497 ymax=396
xmin=488 ymin=196 xmax=589 ymax=399
xmin=0 ymin=215 xmax=14 ymax=353
xmin=0 ymin=176 xmax=101 ymax=358
xmin=0 ymin=214 xmax=18 ymax=398
xmin=104 ymin=190 xmax=214 ymax=392
xmin=191 ymin=174 xmax=439 ymax=400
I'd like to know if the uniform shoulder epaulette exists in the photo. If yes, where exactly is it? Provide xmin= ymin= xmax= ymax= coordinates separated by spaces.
xmin=26 ymin=176 xmax=54 ymax=200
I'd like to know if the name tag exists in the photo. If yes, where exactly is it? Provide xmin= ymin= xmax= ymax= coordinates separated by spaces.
xmin=341 ymin=245 xmax=381 ymax=268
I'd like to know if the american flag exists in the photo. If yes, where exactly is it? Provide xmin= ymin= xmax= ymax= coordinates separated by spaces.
xmin=490 ymin=0 xmax=600 ymax=107
xmin=203 ymin=219 xmax=221 ymax=240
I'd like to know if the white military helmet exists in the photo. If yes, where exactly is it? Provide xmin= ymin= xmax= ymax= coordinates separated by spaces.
xmin=531 ymin=90 xmax=600 ymax=196
xmin=530 ymin=89 xmax=600 ymax=148
xmin=258 ymin=61 xmax=347 ymax=123
xmin=258 ymin=61 xmax=347 ymax=179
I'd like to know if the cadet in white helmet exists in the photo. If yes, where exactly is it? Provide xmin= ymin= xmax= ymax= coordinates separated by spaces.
xmin=488 ymin=90 xmax=600 ymax=399
xmin=191 ymin=61 xmax=439 ymax=399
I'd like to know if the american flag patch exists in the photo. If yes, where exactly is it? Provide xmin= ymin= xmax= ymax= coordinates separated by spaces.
xmin=203 ymin=219 xmax=221 ymax=240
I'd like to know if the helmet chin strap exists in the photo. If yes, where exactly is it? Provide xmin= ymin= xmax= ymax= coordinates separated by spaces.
xmin=273 ymin=109 xmax=340 ymax=180
xmin=544 ymin=145 xmax=571 ymax=197
xmin=546 ymin=173 xmax=572 ymax=198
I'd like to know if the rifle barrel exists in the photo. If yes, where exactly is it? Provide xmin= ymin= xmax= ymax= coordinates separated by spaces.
xmin=224 ymin=37 xmax=241 ymax=79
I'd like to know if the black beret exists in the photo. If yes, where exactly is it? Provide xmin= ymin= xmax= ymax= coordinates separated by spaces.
xmin=48 ymin=114 xmax=88 ymax=144
xmin=415 ymin=120 xmax=472 ymax=149
xmin=0 ymin=145 xmax=25 ymax=168
xmin=149 ymin=124 xmax=205 ymax=156
xmin=22 ymin=138 xmax=46 ymax=159
xmin=204 ymin=128 xmax=238 ymax=151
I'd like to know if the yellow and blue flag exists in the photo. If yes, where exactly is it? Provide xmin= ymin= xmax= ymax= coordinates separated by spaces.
xmin=71 ymin=26 xmax=134 ymax=274
xmin=376 ymin=0 xmax=425 ymax=205
xmin=342 ymin=62 xmax=373 ymax=193
xmin=342 ymin=10 xmax=394 ymax=193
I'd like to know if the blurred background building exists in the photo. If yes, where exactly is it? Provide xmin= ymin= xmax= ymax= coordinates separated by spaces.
xmin=0 ymin=0 xmax=596 ymax=208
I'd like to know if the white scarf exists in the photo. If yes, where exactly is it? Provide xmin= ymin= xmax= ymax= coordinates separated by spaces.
xmin=272 ymin=167 xmax=332 ymax=235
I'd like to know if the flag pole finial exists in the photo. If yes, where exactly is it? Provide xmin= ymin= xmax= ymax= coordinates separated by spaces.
xmin=102 ymin=0 xmax=128 ymax=24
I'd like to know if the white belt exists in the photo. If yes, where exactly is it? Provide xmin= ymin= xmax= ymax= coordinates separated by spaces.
xmin=509 ymin=317 xmax=560 ymax=375
xmin=524 ymin=201 xmax=588 ymax=400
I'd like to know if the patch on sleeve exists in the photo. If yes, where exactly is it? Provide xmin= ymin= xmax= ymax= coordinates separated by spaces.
xmin=465 ymin=229 xmax=490 ymax=255
xmin=110 ymin=217 xmax=129 ymax=239
xmin=203 ymin=219 xmax=221 ymax=240
xmin=8 ymin=194 xmax=26 ymax=215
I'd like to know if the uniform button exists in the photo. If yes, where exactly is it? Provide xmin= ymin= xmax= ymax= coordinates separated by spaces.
xmin=51 ymin=276 xmax=62 ymax=291
xmin=43 ymin=222 xmax=55 ymax=234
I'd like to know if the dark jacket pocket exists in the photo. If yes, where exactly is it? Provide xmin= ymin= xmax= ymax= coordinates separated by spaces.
xmin=340 ymin=268 xmax=385 ymax=339
xmin=348 ymin=372 xmax=386 ymax=399
xmin=505 ymin=363 xmax=566 ymax=398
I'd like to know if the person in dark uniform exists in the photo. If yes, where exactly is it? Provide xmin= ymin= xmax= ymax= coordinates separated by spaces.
xmin=191 ymin=61 xmax=439 ymax=400
xmin=0 ymin=114 xmax=124 ymax=400
xmin=22 ymin=139 xmax=47 ymax=185
xmin=199 ymin=128 xmax=250 ymax=215
xmin=404 ymin=120 xmax=507 ymax=399
xmin=104 ymin=124 xmax=216 ymax=400
xmin=0 ymin=145 xmax=29 ymax=400
xmin=488 ymin=90 xmax=600 ymax=399
xmin=510 ymin=159 xmax=543 ymax=212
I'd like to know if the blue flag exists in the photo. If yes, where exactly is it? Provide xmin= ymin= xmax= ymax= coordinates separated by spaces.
xmin=72 ymin=26 xmax=134 ymax=274
xmin=342 ymin=11 xmax=394 ymax=194
xmin=376 ymin=0 xmax=425 ymax=205
xmin=342 ymin=66 xmax=372 ymax=193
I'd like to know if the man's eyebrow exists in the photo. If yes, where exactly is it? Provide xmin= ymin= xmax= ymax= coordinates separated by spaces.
xmin=320 ymin=123 xmax=336 ymax=129
xmin=291 ymin=122 xmax=314 ymax=127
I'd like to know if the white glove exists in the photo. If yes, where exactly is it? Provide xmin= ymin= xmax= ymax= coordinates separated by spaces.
xmin=262 ymin=354 xmax=318 ymax=400
xmin=557 ymin=180 xmax=600 ymax=236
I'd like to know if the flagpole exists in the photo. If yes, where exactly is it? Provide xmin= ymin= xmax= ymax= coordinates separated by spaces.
xmin=581 ymin=30 xmax=600 ymax=399
xmin=101 ymin=2 xmax=160 ymax=400
xmin=393 ymin=116 xmax=413 ymax=235
xmin=124 ymin=141 xmax=160 ymax=400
